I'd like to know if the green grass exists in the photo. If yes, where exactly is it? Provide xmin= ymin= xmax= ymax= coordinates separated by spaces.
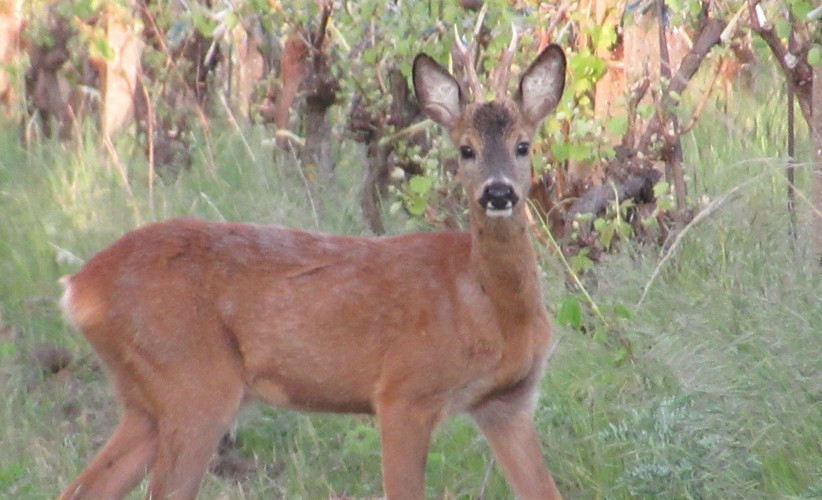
xmin=1 ymin=84 xmax=820 ymax=500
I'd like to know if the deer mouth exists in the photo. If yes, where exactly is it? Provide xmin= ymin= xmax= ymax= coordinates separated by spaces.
xmin=485 ymin=203 xmax=514 ymax=218
xmin=478 ymin=180 xmax=519 ymax=218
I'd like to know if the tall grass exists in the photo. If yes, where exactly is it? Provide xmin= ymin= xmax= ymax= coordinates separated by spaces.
xmin=0 ymin=83 xmax=820 ymax=500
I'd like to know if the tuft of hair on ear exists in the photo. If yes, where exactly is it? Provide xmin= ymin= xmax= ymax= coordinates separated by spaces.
xmin=412 ymin=53 xmax=464 ymax=129
xmin=516 ymin=44 xmax=567 ymax=126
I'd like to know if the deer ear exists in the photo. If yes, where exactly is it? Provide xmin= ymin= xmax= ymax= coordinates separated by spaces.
xmin=413 ymin=53 xmax=463 ymax=129
xmin=517 ymin=44 xmax=566 ymax=126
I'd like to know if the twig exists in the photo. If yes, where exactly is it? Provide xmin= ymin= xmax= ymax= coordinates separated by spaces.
xmin=199 ymin=192 xmax=226 ymax=221
xmin=787 ymin=78 xmax=797 ymax=239
xmin=680 ymin=58 xmax=722 ymax=134
xmin=287 ymin=142 xmax=320 ymax=229
xmin=784 ymin=165 xmax=822 ymax=221
xmin=218 ymin=93 xmax=256 ymax=164
xmin=635 ymin=165 xmax=798 ymax=308
xmin=478 ymin=457 xmax=496 ymax=500
xmin=140 ymin=79 xmax=155 ymax=217
xmin=746 ymin=0 xmax=812 ymax=125
xmin=378 ymin=119 xmax=433 ymax=147
xmin=637 ymin=185 xmax=743 ymax=308
xmin=655 ymin=0 xmax=687 ymax=213
xmin=530 ymin=206 xmax=608 ymax=327
xmin=274 ymin=129 xmax=306 ymax=148
xmin=102 ymin=135 xmax=142 ymax=225
xmin=636 ymin=18 xmax=726 ymax=154
xmin=525 ymin=204 xmax=551 ymax=247
xmin=138 ymin=1 xmax=218 ymax=175
xmin=543 ymin=1 xmax=572 ymax=46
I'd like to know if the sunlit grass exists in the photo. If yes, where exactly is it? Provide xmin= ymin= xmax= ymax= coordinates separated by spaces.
xmin=0 ymin=79 xmax=820 ymax=500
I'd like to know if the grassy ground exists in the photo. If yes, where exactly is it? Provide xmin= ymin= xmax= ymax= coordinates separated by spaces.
xmin=0 ymin=89 xmax=820 ymax=500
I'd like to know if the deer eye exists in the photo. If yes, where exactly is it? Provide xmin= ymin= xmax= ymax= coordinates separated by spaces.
xmin=459 ymin=146 xmax=475 ymax=160
xmin=516 ymin=142 xmax=530 ymax=157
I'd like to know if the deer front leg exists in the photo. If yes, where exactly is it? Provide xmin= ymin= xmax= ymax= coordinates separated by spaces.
xmin=375 ymin=396 xmax=440 ymax=500
xmin=471 ymin=388 xmax=561 ymax=500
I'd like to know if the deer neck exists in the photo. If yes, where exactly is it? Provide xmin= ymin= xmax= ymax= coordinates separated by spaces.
xmin=468 ymin=208 xmax=542 ymax=322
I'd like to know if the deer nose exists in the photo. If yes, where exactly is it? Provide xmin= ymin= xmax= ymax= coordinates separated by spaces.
xmin=479 ymin=181 xmax=519 ymax=217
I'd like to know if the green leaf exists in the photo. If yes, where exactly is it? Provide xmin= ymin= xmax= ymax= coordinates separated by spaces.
xmin=407 ymin=197 xmax=427 ymax=216
xmin=617 ymin=220 xmax=633 ymax=239
xmin=775 ymin=19 xmax=792 ymax=39
xmin=643 ymin=215 xmax=660 ymax=230
xmin=568 ymin=143 xmax=590 ymax=162
xmin=408 ymin=175 xmax=434 ymax=194
xmin=808 ymin=45 xmax=822 ymax=66
xmin=613 ymin=303 xmax=633 ymax=320
xmin=0 ymin=341 xmax=17 ymax=359
xmin=557 ymin=295 xmax=583 ymax=329
xmin=653 ymin=180 xmax=670 ymax=199
xmin=599 ymin=220 xmax=615 ymax=249
xmin=92 ymin=36 xmax=115 ymax=62
xmin=599 ymin=25 xmax=618 ymax=51
xmin=613 ymin=347 xmax=629 ymax=365
xmin=224 ymin=11 xmax=239 ymax=30
xmin=570 ymin=248 xmax=594 ymax=274
xmin=590 ymin=24 xmax=618 ymax=52
xmin=657 ymin=196 xmax=676 ymax=212
xmin=790 ymin=0 xmax=812 ymax=19
xmin=72 ymin=0 xmax=104 ymax=19
xmin=192 ymin=8 xmax=217 ymax=38
xmin=551 ymin=142 xmax=571 ymax=162
xmin=638 ymin=103 xmax=654 ymax=120
xmin=606 ymin=114 xmax=628 ymax=137
xmin=363 ymin=49 xmax=378 ymax=65
xmin=0 ymin=462 xmax=26 ymax=487
xmin=569 ymin=50 xmax=607 ymax=81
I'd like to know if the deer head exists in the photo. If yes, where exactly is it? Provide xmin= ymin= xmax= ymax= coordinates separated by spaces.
xmin=412 ymin=44 xmax=566 ymax=222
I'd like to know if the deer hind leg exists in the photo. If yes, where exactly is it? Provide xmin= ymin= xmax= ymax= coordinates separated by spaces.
xmin=57 ymin=407 xmax=158 ymax=500
xmin=375 ymin=396 xmax=441 ymax=500
xmin=146 ymin=377 xmax=244 ymax=500
xmin=470 ymin=381 xmax=561 ymax=500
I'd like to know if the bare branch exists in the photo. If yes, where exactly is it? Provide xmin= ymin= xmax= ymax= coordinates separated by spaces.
xmin=544 ymin=1 xmax=571 ymax=46
xmin=747 ymin=0 xmax=812 ymax=125
xmin=621 ymin=76 xmax=650 ymax=150
xmin=311 ymin=0 xmax=332 ymax=51
xmin=655 ymin=0 xmax=687 ymax=213
xmin=680 ymin=58 xmax=722 ymax=134
xmin=637 ymin=17 xmax=726 ymax=154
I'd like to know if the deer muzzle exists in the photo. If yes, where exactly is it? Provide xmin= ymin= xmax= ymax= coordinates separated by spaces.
xmin=479 ymin=179 xmax=519 ymax=218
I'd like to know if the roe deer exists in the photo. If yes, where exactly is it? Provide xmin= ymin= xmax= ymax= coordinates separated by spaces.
xmin=58 ymin=41 xmax=567 ymax=500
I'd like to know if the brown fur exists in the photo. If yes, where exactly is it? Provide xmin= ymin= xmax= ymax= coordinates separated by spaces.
xmin=58 ymin=45 xmax=567 ymax=500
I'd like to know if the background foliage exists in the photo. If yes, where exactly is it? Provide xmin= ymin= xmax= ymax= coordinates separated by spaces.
xmin=0 ymin=0 xmax=821 ymax=498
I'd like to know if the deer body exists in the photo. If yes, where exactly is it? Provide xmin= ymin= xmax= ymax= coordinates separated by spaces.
xmin=59 ymin=44 xmax=566 ymax=500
